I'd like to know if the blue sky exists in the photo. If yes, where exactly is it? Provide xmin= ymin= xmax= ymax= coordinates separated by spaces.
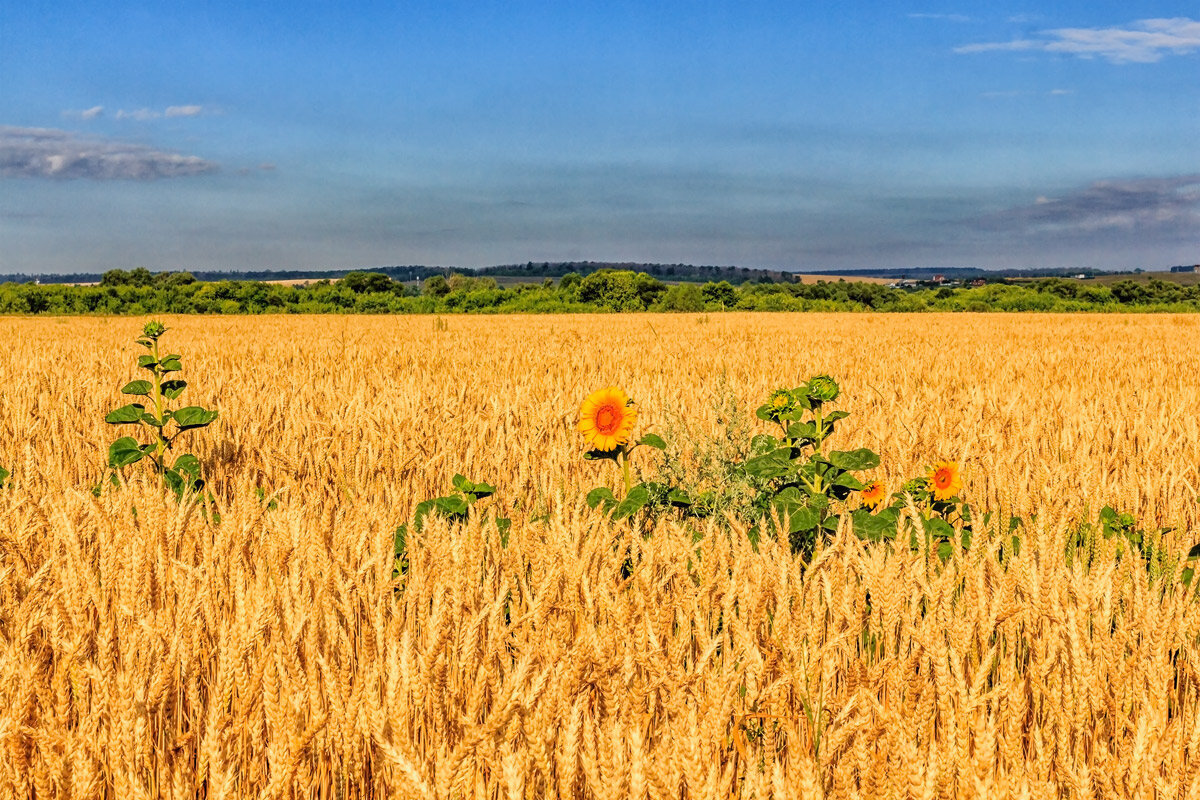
xmin=1 ymin=1 xmax=1198 ymax=273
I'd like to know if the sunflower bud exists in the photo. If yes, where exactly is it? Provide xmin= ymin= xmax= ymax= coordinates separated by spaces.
xmin=805 ymin=375 xmax=840 ymax=405
xmin=142 ymin=320 xmax=167 ymax=340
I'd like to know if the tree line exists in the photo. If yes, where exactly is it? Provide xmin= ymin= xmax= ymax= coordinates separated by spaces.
xmin=2 ymin=269 xmax=1199 ymax=315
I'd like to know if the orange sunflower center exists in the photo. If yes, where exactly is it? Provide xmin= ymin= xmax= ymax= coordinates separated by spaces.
xmin=595 ymin=405 xmax=620 ymax=434
xmin=933 ymin=468 xmax=952 ymax=489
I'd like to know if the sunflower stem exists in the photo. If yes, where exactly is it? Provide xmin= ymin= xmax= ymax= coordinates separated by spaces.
xmin=621 ymin=449 xmax=632 ymax=495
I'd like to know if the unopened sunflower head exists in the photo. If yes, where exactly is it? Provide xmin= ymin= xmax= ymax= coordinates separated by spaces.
xmin=927 ymin=461 xmax=962 ymax=501
xmin=578 ymin=387 xmax=637 ymax=452
xmin=804 ymin=375 xmax=840 ymax=405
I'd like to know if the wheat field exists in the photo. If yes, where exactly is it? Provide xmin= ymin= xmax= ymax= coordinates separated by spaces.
xmin=2 ymin=313 xmax=1199 ymax=799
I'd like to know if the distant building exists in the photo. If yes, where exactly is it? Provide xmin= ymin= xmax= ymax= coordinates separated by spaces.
xmin=970 ymin=279 xmax=986 ymax=288
xmin=1169 ymin=265 xmax=1199 ymax=273
xmin=931 ymin=274 xmax=945 ymax=284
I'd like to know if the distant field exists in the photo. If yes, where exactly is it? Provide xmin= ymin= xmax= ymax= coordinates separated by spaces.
xmin=1078 ymin=270 xmax=1200 ymax=286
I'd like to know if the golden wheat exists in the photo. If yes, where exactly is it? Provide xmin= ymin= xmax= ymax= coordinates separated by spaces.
xmin=1 ymin=313 xmax=1199 ymax=799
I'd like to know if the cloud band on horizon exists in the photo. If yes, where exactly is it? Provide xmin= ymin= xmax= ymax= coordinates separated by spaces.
xmin=0 ymin=126 xmax=218 ymax=180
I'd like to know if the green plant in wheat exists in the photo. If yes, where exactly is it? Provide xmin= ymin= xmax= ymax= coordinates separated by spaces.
xmin=0 ymin=466 xmax=9 ymax=490
xmin=393 ymin=474 xmax=510 ymax=581
xmin=104 ymin=321 xmax=218 ymax=496
xmin=734 ymin=376 xmax=883 ymax=554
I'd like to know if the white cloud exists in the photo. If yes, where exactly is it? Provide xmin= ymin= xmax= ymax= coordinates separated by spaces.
xmin=0 ymin=125 xmax=218 ymax=180
xmin=63 ymin=106 xmax=105 ymax=120
xmin=164 ymin=105 xmax=205 ymax=117
xmin=115 ymin=108 xmax=161 ymax=121
xmin=956 ymin=17 xmax=1200 ymax=63
xmin=908 ymin=13 xmax=971 ymax=22
xmin=113 ymin=104 xmax=211 ymax=121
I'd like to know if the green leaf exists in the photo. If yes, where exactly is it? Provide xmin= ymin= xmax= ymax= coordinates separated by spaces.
xmin=432 ymin=495 xmax=469 ymax=518
xmin=393 ymin=524 xmax=408 ymax=556
xmin=135 ymin=337 xmax=154 ymax=349
xmin=786 ymin=505 xmax=819 ymax=533
xmin=613 ymin=485 xmax=651 ymax=520
xmin=755 ymin=404 xmax=776 ymax=422
xmin=828 ymin=448 xmax=881 ymax=471
xmin=413 ymin=499 xmax=436 ymax=530
xmin=470 ymin=482 xmax=495 ymax=500
xmin=172 ymin=406 xmax=218 ymax=431
xmin=159 ymin=357 xmax=183 ymax=373
xmin=852 ymin=508 xmax=899 ymax=542
xmin=743 ymin=448 xmax=795 ymax=481
xmin=583 ymin=449 xmax=621 ymax=462
xmin=586 ymin=487 xmax=616 ymax=510
xmin=824 ymin=410 xmax=850 ymax=423
xmin=495 ymin=517 xmax=512 ymax=548
xmin=161 ymin=379 xmax=187 ymax=400
xmin=1188 ymin=542 xmax=1200 ymax=560
xmin=751 ymin=433 xmax=781 ymax=448
xmin=141 ymin=410 xmax=171 ymax=427
xmin=924 ymin=518 xmax=955 ymax=540
xmin=772 ymin=486 xmax=804 ymax=512
xmin=0 ymin=465 xmax=9 ymax=488
xmin=121 ymin=380 xmax=153 ymax=396
xmin=667 ymin=488 xmax=692 ymax=506
xmin=137 ymin=355 xmax=158 ymax=370
xmin=637 ymin=433 xmax=666 ymax=450
xmin=832 ymin=472 xmax=865 ymax=491
xmin=786 ymin=421 xmax=819 ymax=441
xmin=172 ymin=453 xmax=202 ymax=480
xmin=451 ymin=474 xmax=473 ymax=493
xmin=105 ymin=403 xmax=146 ymax=424
xmin=108 ymin=437 xmax=146 ymax=468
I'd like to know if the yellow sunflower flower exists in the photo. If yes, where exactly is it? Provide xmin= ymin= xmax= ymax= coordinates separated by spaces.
xmin=861 ymin=481 xmax=887 ymax=509
xmin=578 ymin=387 xmax=637 ymax=452
xmin=927 ymin=461 xmax=962 ymax=501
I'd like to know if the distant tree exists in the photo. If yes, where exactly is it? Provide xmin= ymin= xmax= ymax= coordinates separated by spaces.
xmin=422 ymin=275 xmax=451 ymax=297
xmin=128 ymin=267 xmax=154 ymax=287
xmin=701 ymin=281 xmax=738 ymax=308
xmin=559 ymin=272 xmax=582 ymax=290
xmin=660 ymin=283 xmax=705 ymax=312
xmin=155 ymin=271 xmax=196 ymax=288
xmin=100 ymin=269 xmax=130 ymax=287
xmin=341 ymin=271 xmax=394 ymax=293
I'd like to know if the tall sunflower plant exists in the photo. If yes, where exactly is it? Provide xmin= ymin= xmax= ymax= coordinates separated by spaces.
xmin=740 ymin=375 xmax=885 ymax=555
xmin=578 ymin=387 xmax=694 ymax=521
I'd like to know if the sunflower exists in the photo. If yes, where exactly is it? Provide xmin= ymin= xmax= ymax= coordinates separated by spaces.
xmin=927 ymin=461 xmax=962 ymax=501
xmin=578 ymin=387 xmax=637 ymax=452
xmin=861 ymin=481 xmax=887 ymax=509
xmin=767 ymin=388 xmax=793 ymax=412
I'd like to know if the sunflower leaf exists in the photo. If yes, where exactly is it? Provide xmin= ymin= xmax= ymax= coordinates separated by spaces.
xmin=613 ymin=486 xmax=651 ymax=520
xmin=636 ymin=433 xmax=666 ymax=450
xmin=586 ymin=487 xmax=616 ymax=510
xmin=828 ymin=448 xmax=880 ymax=471
xmin=584 ymin=449 xmax=621 ymax=462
